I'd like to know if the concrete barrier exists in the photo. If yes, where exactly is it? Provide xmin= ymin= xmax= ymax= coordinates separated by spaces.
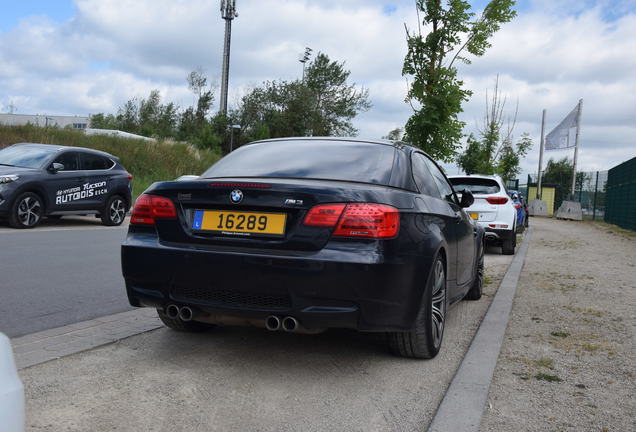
xmin=528 ymin=200 xmax=549 ymax=216
xmin=556 ymin=200 xmax=583 ymax=220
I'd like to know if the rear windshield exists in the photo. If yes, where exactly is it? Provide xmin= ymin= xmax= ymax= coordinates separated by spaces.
xmin=449 ymin=177 xmax=501 ymax=194
xmin=202 ymin=140 xmax=396 ymax=185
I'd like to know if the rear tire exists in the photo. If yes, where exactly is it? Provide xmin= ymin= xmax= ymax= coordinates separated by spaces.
xmin=9 ymin=192 xmax=43 ymax=229
xmin=387 ymin=255 xmax=447 ymax=359
xmin=156 ymin=309 xmax=214 ymax=332
xmin=101 ymin=195 xmax=127 ymax=226
xmin=465 ymin=242 xmax=484 ymax=300
xmin=502 ymin=230 xmax=516 ymax=255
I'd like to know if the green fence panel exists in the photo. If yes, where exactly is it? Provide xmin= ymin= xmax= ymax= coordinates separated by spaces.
xmin=605 ymin=156 xmax=636 ymax=231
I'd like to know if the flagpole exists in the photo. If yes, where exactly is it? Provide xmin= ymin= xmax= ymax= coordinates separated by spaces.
xmin=537 ymin=109 xmax=546 ymax=200
xmin=570 ymin=99 xmax=583 ymax=197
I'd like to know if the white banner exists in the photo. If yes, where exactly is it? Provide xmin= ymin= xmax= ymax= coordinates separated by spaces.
xmin=545 ymin=103 xmax=580 ymax=150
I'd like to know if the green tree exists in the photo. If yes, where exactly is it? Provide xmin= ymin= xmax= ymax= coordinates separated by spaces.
xmin=543 ymin=157 xmax=583 ymax=208
xmin=236 ymin=52 xmax=370 ymax=141
xmin=403 ymin=0 xmax=517 ymax=162
xmin=457 ymin=76 xmax=531 ymax=181
xmin=89 ymin=113 xmax=118 ymax=129
xmin=383 ymin=128 xmax=404 ymax=141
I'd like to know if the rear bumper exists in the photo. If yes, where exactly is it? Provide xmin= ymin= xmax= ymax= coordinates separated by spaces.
xmin=122 ymin=234 xmax=428 ymax=332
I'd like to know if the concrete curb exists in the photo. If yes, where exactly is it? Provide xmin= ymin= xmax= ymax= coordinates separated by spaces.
xmin=428 ymin=228 xmax=533 ymax=432
xmin=11 ymin=309 xmax=162 ymax=369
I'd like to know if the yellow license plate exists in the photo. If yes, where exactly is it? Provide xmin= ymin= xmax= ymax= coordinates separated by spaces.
xmin=470 ymin=212 xmax=479 ymax=220
xmin=192 ymin=210 xmax=287 ymax=237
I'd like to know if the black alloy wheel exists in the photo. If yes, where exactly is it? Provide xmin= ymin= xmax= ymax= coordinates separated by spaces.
xmin=387 ymin=255 xmax=447 ymax=359
xmin=9 ymin=192 xmax=43 ymax=229
xmin=465 ymin=242 xmax=484 ymax=300
xmin=102 ymin=195 xmax=127 ymax=226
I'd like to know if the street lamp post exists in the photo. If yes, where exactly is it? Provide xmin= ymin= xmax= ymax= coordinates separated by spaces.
xmin=219 ymin=0 xmax=238 ymax=116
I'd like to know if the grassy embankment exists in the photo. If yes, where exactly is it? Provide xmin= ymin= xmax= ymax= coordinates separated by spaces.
xmin=0 ymin=125 xmax=222 ymax=200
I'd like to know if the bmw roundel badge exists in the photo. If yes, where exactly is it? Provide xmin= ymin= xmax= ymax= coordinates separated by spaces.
xmin=230 ymin=189 xmax=243 ymax=203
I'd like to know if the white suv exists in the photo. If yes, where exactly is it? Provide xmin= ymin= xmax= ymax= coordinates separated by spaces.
xmin=449 ymin=175 xmax=517 ymax=255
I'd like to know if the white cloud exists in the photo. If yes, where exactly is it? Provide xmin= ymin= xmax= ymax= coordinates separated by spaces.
xmin=0 ymin=0 xmax=634 ymax=177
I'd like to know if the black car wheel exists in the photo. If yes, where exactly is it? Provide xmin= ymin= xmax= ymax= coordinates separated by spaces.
xmin=101 ymin=195 xmax=127 ymax=226
xmin=502 ymin=230 xmax=516 ymax=255
xmin=465 ymin=242 xmax=484 ymax=300
xmin=387 ymin=255 xmax=447 ymax=359
xmin=9 ymin=192 xmax=43 ymax=229
xmin=156 ymin=308 xmax=215 ymax=332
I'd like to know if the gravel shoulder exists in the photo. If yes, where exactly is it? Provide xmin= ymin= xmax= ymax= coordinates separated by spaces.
xmin=481 ymin=217 xmax=636 ymax=431
xmin=20 ymin=248 xmax=514 ymax=431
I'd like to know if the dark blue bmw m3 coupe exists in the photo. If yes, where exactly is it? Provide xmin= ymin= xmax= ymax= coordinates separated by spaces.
xmin=121 ymin=137 xmax=484 ymax=359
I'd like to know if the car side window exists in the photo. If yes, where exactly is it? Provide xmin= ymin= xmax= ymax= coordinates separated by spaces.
xmin=411 ymin=153 xmax=441 ymax=198
xmin=81 ymin=153 xmax=113 ymax=170
xmin=53 ymin=152 xmax=80 ymax=171
xmin=423 ymin=157 xmax=457 ymax=204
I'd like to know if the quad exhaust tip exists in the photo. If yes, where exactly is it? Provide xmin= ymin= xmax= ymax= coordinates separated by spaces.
xmin=165 ymin=304 xmax=179 ymax=320
xmin=265 ymin=315 xmax=281 ymax=331
xmin=179 ymin=306 xmax=193 ymax=322
xmin=281 ymin=316 xmax=299 ymax=332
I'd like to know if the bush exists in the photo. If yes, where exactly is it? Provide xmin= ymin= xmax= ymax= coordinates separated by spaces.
xmin=0 ymin=125 xmax=222 ymax=199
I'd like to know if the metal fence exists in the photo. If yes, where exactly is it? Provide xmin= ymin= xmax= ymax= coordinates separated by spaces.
xmin=526 ymin=171 xmax=608 ymax=219
xmin=605 ymin=157 xmax=636 ymax=231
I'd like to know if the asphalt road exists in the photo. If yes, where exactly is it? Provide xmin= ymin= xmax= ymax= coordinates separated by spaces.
xmin=0 ymin=217 xmax=131 ymax=337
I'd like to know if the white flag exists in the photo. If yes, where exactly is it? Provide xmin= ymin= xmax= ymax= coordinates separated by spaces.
xmin=545 ymin=103 xmax=580 ymax=150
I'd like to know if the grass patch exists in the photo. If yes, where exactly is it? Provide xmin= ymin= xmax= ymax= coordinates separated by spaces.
xmin=535 ymin=373 xmax=562 ymax=382
xmin=1 ymin=125 xmax=222 ymax=200
xmin=508 ymin=356 xmax=555 ymax=370
xmin=483 ymin=275 xmax=493 ymax=287
xmin=588 ymin=221 xmax=636 ymax=239
xmin=564 ymin=305 xmax=605 ymax=317
xmin=551 ymin=331 xmax=570 ymax=338
xmin=536 ymin=358 xmax=555 ymax=369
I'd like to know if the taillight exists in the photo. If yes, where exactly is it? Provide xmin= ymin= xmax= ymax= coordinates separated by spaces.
xmin=486 ymin=197 xmax=509 ymax=205
xmin=130 ymin=194 xmax=177 ymax=225
xmin=127 ymin=173 xmax=134 ymax=180
xmin=304 ymin=203 xmax=399 ymax=239
xmin=514 ymin=203 xmax=522 ymax=209
xmin=304 ymin=204 xmax=346 ymax=226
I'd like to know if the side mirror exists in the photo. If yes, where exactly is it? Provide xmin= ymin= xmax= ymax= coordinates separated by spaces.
xmin=48 ymin=163 xmax=64 ymax=173
xmin=459 ymin=189 xmax=474 ymax=208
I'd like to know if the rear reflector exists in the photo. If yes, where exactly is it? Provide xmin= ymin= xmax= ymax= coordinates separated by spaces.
xmin=303 ymin=204 xmax=346 ymax=227
xmin=304 ymin=203 xmax=399 ymax=238
xmin=127 ymin=173 xmax=134 ymax=180
xmin=130 ymin=194 xmax=177 ymax=225
xmin=486 ymin=197 xmax=509 ymax=205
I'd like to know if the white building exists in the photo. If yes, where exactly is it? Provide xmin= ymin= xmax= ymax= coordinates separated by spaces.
xmin=0 ymin=113 xmax=89 ymax=130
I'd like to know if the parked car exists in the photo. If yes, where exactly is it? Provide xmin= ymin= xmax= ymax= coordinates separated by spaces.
xmin=448 ymin=174 xmax=517 ymax=255
xmin=0 ymin=143 xmax=132 ymax=228
xmin=0 ymin=333 xmax=24 ymax=432
xmin=508 ymin=190 xmax=528 ymax=231
xmin=122 ymin=137 xmax=485 ymax=359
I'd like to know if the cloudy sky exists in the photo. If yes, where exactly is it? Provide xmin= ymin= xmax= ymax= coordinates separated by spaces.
xmin=1 ymin=0 xmax=635 ymax=178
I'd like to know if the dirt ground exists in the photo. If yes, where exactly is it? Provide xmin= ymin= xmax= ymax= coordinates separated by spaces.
xmin=20 ymin=245 xmax=514 ymax=431
xmin=481 ymin=217 xmax=636 ymax=431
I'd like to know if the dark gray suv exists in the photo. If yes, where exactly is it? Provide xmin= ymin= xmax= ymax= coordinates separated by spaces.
xmin=0 ymin=143 xmax=132 ymax=229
